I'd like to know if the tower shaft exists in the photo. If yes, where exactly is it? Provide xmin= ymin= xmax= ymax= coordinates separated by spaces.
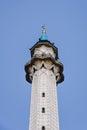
xmin=30 ymin=67 xmax=59 ymax=130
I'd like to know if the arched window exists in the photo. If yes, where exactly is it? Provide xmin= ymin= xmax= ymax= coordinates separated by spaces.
xmin=42 ymin=92 xmax=45 ymax=97
xmin=42 ymin=107 xmax=45 ymax=113
xmin=42 ymin=126 xmax=45 ymax=130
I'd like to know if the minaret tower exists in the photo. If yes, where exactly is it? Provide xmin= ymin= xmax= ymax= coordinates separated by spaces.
xmin=25 ymin=27 xmax=64 ymax=130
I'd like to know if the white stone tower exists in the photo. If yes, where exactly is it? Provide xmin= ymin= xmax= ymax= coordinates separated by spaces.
xmin=25 ymin=27 xmax=64 ymax=130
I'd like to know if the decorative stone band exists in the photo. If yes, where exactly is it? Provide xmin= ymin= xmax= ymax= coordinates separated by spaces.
xmin=25 ymin=56 xmax=64 ymax=84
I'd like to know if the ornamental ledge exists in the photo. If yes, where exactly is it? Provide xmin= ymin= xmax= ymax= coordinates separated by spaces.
xmin=25 ymin=58 xmax=64 ymax=84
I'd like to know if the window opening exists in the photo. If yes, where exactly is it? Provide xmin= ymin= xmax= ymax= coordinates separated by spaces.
xmin=42 ymin=126 xmax=45 ymax=130
xmin=42 ymin=107 xmax=45 ymax=113
xmin=42 ymin=92 xmax=45 ymax=97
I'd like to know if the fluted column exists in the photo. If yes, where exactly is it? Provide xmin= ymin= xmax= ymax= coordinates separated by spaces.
xmin=25 ymin=57 xmax=64 ymax=130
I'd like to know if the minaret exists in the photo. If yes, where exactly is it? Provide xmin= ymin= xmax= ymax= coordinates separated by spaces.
xmin=25 ymin=27 xmax=64 ymax=130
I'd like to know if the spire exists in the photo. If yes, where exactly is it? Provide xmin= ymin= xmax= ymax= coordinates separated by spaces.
xmin=42 ymin=25 xmax=46 ymax=33
xmin=40 ymin=26 xmax=48 ymax=40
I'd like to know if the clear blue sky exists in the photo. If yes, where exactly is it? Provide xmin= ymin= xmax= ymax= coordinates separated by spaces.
xmin=0 ymin=0 xmax=87 ymax=130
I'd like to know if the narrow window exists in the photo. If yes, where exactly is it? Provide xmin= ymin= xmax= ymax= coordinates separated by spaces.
xmin=42 ymin=92 xmax=45 ymax=97
xmin=42 ymin=107 xmax=45 ymax=113
xmin=42 ymin=126 xmax=45 ymax=130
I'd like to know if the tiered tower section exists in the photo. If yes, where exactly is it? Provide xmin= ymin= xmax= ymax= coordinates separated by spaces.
xmin=25 ymin=28 xmax=64 ymax=130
